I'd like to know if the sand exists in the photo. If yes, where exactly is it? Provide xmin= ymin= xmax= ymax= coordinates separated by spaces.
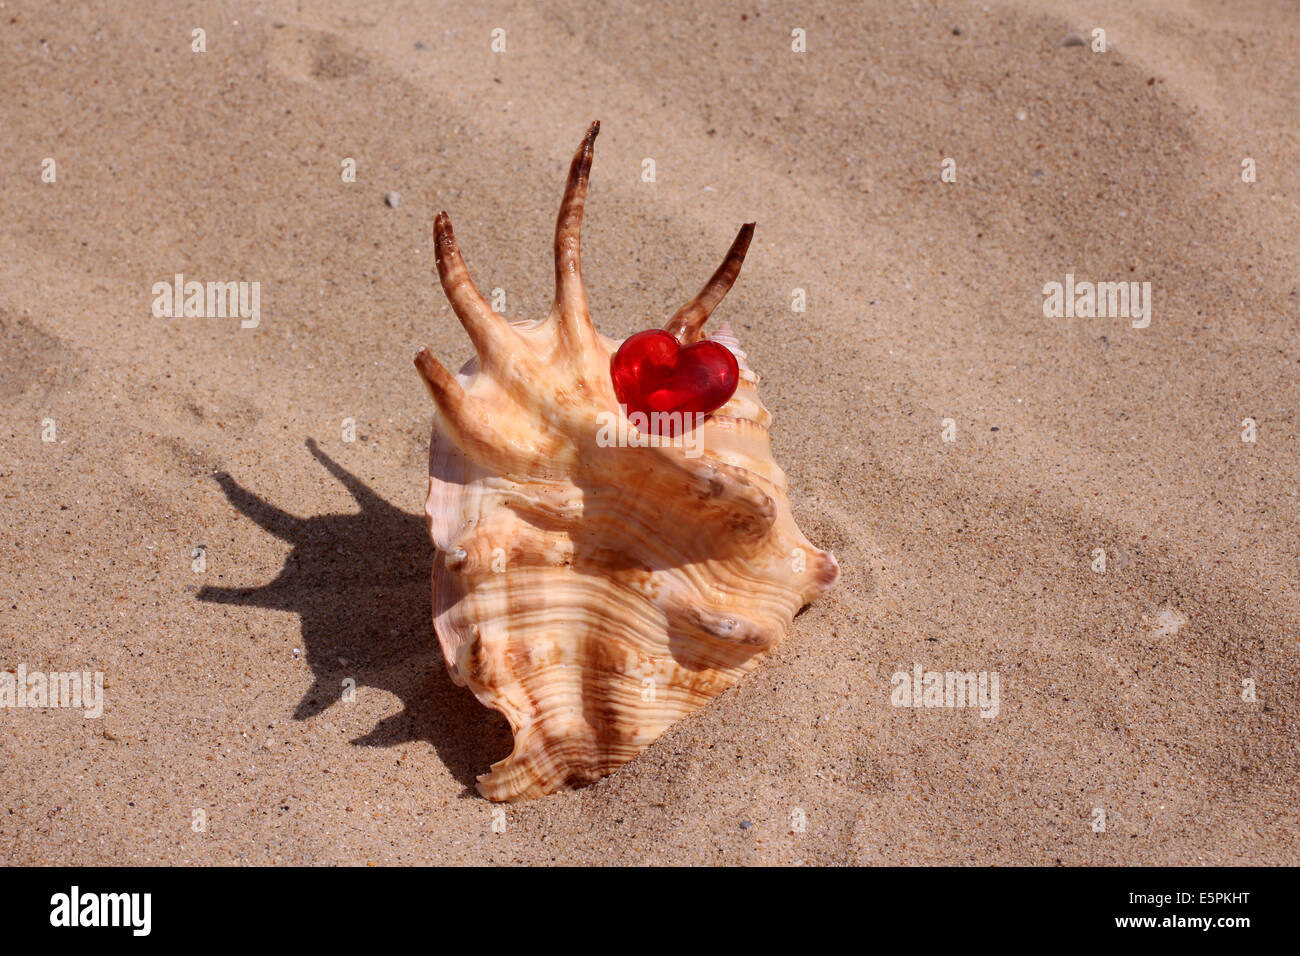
xmin=1 ymin=0 xmax=1297 ymax=865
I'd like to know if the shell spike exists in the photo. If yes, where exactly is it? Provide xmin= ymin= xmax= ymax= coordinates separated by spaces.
xmin=433 ymin=211 xmax=517 ymax=369
xmin=413 ymin=346 xmax=500 ymax=463
xmin=664 ymin=221 xmax=755 ymax=343
xmin=552 ymin=121 xmax=600 ymax=350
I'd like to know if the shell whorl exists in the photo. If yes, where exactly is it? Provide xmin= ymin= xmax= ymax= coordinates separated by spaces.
xmin=416 ymin=123 xmax=838 ymax=800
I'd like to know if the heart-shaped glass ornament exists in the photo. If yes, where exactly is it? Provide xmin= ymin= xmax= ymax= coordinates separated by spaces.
xmin=609 ymin=329 xmax=739 ymax=436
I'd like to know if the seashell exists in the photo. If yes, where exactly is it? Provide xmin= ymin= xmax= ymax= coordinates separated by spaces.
xmin=414 ymin=122 xmax=839 ymax=801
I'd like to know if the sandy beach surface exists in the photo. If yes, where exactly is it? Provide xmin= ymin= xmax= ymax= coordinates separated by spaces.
xmin=2 ymin=0 xmax=1297 ymax=865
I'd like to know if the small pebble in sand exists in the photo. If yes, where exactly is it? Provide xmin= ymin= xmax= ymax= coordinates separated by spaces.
xmin=1062 ymin=32 xmax=1086 ymax=47
xmin=1015 ymin=109 xmax=1027 ymax=121
xmin=384 ymin=190 xmax=401 ymax=208
xmin=740 ymin=820 xmax=752 ymax=830
xmin=414 ymin=41 xmax=427 ymax=50
xmin=952 ymin=26 xmax=963 ymax=36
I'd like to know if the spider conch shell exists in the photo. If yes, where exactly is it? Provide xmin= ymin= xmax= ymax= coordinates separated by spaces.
xmin=415 ymin=122 xmax=839 ymax=801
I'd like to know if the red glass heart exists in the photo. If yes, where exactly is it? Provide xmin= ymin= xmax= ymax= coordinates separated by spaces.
xmin=609 ymin=329 xmax=739 ymax=436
